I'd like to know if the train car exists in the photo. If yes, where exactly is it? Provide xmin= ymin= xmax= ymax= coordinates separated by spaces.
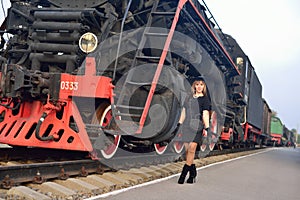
xmin=282 ymin=126 xmax=295 ymax=147
xmin=0 ymin=0 xmax=242 ymax=163
xmin=290 ymin=130 xmax=296 ymax=147
xmin=244 ymin=66 xmax=264 ymax=146
xmin=217 ymin=33 xmax=264 ymax=149
xmin=269 ymin=116 xmax=283 ymax=146
xmin=261 ymin=98 xmax=272 ymax=145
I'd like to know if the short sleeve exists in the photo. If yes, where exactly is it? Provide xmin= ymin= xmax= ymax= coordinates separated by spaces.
xmin=202 ymin=95 xmax=211 ymax=111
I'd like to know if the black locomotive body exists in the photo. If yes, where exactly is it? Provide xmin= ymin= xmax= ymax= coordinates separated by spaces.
xmin=217 ymin=33 xmax=266 ymax=148
xmin=0 ymin=0 xmax=288 ymax=163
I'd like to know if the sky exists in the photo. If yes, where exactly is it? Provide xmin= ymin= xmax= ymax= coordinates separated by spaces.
xmin=206 ymin=0 xmax=300 ymax=131
xmin=1 ymin=0 xmax=300 ymax=131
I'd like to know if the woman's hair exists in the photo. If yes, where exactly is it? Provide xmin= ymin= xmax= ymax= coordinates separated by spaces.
xmin=191 ymin=80 xmax=207 ymax=96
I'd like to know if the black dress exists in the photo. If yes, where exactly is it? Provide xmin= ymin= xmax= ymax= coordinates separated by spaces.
xmin=182 ymin=94 xmax=211 ymax=143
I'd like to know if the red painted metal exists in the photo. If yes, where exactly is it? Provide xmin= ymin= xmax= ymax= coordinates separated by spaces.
xmin=271 ymin=133 xmax=282 ymax=144
xmin=243 ymin=123 xmax=249 ymax=141
xmin=0 ymin=100 xmax=92 ymax=151
xmin=0 ymin=72 xmax=2 ymax=94
xmin=0 ymin=57 xmax=113 ymax=152
xmin=59 ymin=57 xmax=112 ymax=100
xmin=137 ymin=0 xmax=188 ymax=133
xmin=243 ymin=123 xmax=262 ymax=142
xmin=253 ymin=134 xmax=257 ymax=142
xmin=247 ymin=124 xmax=262 ymax=135
xmin=220 ymin=127 xmax=233 ymax=141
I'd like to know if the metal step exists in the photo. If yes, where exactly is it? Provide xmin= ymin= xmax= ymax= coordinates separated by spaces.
xmin=114 ymin=120 xmax=140 ymax=135
xmin=144 ymin=32 xmax=169 ymax=37
xmin=115 ymin=105 xmax=143 ymax=118
xmin=151 ymin=11 xmax=176 ymax=16
xmin=115 ymin=112 xmax=141 ymax=118
xmin=126 ymin=80 xmax=151 ymax=86
xmin=116 ymin=105 xmax=144 ymax=110
xmin=136 ymin=55 xmax=161 ymax=61
xmin=85 ymin=124 xmax=103 ymax=130
xmin=135 ymin=55 xmax=170 ymax=64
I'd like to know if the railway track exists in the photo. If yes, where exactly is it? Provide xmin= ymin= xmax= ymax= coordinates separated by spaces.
xmin=0 ymin=147 xmax=181 ymax=189
xmin=0 ymin=145 xmax=267 ymax=199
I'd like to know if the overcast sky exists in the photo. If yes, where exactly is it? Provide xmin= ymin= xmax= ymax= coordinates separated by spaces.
xmin=206 ymin=0 xmax=300 ymax=130
xmin=1 ymin=0 xmax=300 ymax=130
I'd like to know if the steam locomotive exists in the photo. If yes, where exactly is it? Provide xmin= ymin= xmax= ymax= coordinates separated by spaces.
xmin=0 ymin=0 xmax=293 ymax=163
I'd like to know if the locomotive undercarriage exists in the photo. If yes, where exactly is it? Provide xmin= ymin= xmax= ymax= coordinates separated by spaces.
xmin=0 ymin=0 xmax=241 ymax=160
xmin=219 ymin=96 xmax=266 ymax=149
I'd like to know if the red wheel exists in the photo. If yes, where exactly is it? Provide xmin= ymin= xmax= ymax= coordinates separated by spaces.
xmin=200 ymin=111 xmax=218 ymax=152
xmin=200 ymin=129 xmax=207 ymax=152
xmin=154 ymin=143 xmax=168 ymax=155
xmin=173 ymin=140 xmax=184 ymax=154
xmin=208 ymin=111 xmax=218 ymax=151
xmin=92 ymin=104 xmax=121 ymax=159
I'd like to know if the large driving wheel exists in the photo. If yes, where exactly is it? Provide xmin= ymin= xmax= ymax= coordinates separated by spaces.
xmin=208 ymin=111 xmax=218 ymax=151
xmin=172 ymin=132 xmax=184 ymax=154
xmin=200 ymin=132 xmax=207 ymax=152
xmin=154 ymin=143 xmax=168 ymax=155
xmin=92 ymin=103 xmax=121 ymax=159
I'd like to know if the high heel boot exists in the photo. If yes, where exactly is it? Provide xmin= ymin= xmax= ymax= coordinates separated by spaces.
xmin=186 ymin=164 xmax=197 ymax=183
xmin=178 ymin=164 xmax=190 ymax=184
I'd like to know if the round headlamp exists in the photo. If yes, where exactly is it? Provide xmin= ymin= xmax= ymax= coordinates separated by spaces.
xmin=79 ymin=32 xmax=98 ymax=53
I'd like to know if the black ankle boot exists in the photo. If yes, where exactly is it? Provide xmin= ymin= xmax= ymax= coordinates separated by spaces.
xmin=178 ymin=164 xmax=190 ymax=184
xmin=186 ymin=164 xmax=197 ymax=183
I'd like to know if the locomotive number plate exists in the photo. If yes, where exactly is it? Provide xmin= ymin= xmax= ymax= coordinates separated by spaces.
xmin=60 ymin=81 xmax=79 ymax=91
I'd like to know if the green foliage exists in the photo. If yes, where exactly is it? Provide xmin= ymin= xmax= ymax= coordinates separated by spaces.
xmin=271 ymin=110 xmax=277 ymax=117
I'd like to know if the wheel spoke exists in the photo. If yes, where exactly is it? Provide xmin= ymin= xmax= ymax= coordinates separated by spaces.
xmin=154 ymin=143 xmax=168 ymax=155
xmin=101 ymin=135 xmax=121 ymax=159
xmin=173 ymin=141 xmax=184 ymax=154
xmin=208 ymin=111 xmax=218 ymax=151
xmin=92 ymin=104 xmax=121 ymax=159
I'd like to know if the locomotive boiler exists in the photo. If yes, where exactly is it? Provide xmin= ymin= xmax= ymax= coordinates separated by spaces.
xmin=0 ymin=0 xmax=255 ymax=163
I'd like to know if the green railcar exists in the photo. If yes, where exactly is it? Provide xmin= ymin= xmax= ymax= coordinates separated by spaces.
xmin=270 ymin=117 xmax=283 ymax=135
xmin=270 ymin=116 xmax=283 ymax=146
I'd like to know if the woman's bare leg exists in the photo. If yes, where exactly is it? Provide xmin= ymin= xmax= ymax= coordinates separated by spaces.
xmin=186 ymin=142 xmax=197 ymax=166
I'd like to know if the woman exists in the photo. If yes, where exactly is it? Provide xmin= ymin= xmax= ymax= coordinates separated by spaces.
xmin=178 ymin=76 xmax=211 ymax=184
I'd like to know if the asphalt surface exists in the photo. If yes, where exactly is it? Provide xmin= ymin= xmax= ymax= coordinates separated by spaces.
xmin=89 ymin=147 xmax=300 ymax=200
